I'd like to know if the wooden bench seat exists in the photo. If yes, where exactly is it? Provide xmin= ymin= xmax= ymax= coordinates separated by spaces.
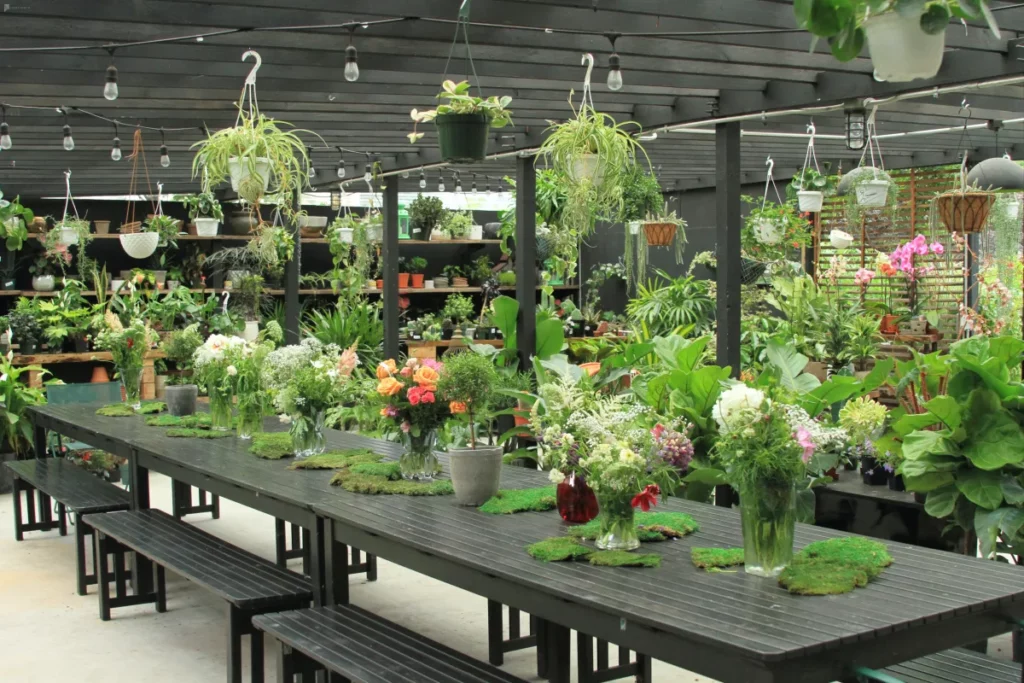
xmin=871 ymin=647 xmax=1020 ymax=682
xmin=84 ymin=509 xmax=312 ymax=683
xmin=254 ymin=604 xmax=530 ymax=683
xmin=5 ymin=457 xmax=130 ymax=595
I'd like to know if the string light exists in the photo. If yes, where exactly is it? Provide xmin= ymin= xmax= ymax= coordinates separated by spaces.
xmin=419 ymin=168 xmax=426 ymax=189
xmin=438 ymin=176 xmax=446 ymax=192
xmin=344 ymin=28 xmax=360 ymax=82
xmin=336 ymin=147 xmax=346 ymax=179
xmin=845 ymin=104 xmax=867 ymax=151
xmin=62 ymin=111 xmax=74 ymax=151
xmin=455 ymin=171 xmax=463 ymax=193
xmin=307 ymin=147 xmax=317 ymax=179
xmin=486 ymin=178 xmax=491 ymax=192
xmin=110 ymin=124 xmax=121 ymax=161
xmin=0 ymin=106 xmax=10 ymax=150
xmin=471 ymin=173 xmax=477 ymax=193
xmin=103 ymin=49 xmax=119 ymax=101
xmin=606 ymin=35 xmax=623 ymax=91
xmin=362 ymin=153 xmax=372 ymax=183
xmin=401 ymin=170 xmax=410 ymax=178
xmin=159 ymin=129 xmax=170 ymax=168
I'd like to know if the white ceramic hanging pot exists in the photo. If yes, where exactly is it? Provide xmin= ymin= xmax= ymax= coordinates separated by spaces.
xmin=569 ymin=153 xmax=606 ymax=187
xmin=469 ymin=225 xmax=483 ymax=240
xmin=856 ymin=179 xmax=890 ymax=208
xmin=119 ymin=232 xmax=159 ymax=259
xmin=241 ymin=320 xmax=259 ymax=342
xmin=228 ymin=156 xmax=271 ymax=194
xmin=368 ymin=224 xmax=383 ymax=242
xmin=753 ymin=218 xmax=783 ymax=245
xmin=338 ymin=228 xmax=354 ymax=244
xmin=863 ymin=12 xmax=945 ymax=83
xmin=628 ymin=220 xmax=642 ymax=235
xmin=194 ymin=217 xmax=220 ymax=236
xmin=58 ymin=226 xmax=79 ymax=246
xmin=32 ymin=275 xmax=55 ymax=292
xmin=796 ymin=191 xmax=824 ymax=213
xmin=829 ymin=229 xmax=854 ymax=249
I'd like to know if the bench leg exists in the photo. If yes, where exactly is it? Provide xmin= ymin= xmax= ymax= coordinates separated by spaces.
xmin=96 ymin=532 xmax=112 ymax=621
xmin=75 ymin=514 xmax=90 ymax=596
xmin=228 ymin=605 xmax=244 ymax=683
xmin=250 ymin=629 xmax=264 ymax=683
xmin=487 ymin=601 xmax=540 ymax=668
xmin=155 ymin=565 xmax=166 ymax=613
xmin=12 ymin=477 xmax=23 ymax=542
xmin=274 ymin=641 xmax=294 ymax=683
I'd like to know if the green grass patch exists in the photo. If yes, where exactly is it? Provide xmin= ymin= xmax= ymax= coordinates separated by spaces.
xmin=165 ymin=427 xmax=233 ymax=439
xmin=248 ymin=432 xmax=293 ymax=460
xmin=795 ymin=537 xmax=892 ymax=578
xmin=691 ymin=547 xmax=745 ymax=569
xmin=350 ymin=461 xmax=402 ymax=479
xmin=331 ymin=467 xmax=454 ymax=495
xmin=778 ymin=562 xmax=870 ymax=595
xmin=136 ymin=402 xmax=166 ymax=415
xmin=526 ymin=537 xmax=591 ymax=562
xmin=588 ymin=551 xmax=661 ymax=568
xmin=778 ymin=537 xmax=893 ymax=596
xmin=289 ymin=449 xmax=380 ymax=470
xmin=145 ymin=413 xmax=212 ymax=428
xmin=568 ymin=511 xmax=699 ymax=542
xmin=96 ymin=404 xmax=136 ymax=417
xmin=479 ymin=487 xmax=557 ymax=515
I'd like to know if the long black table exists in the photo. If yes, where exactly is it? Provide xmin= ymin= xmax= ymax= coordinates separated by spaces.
xmin=28 ymin=402 xmax=1024 ymax=683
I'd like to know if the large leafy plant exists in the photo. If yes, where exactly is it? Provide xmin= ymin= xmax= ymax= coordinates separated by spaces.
xmin=0 ymin=191 xmax=33 ymax=251
xmin=626 ymin=271 xmax=715 ymax=338
xmin=408 ymin=80 xmax=513 ymax=143
xmin=0 ymin=352 xmax=48 ymax=456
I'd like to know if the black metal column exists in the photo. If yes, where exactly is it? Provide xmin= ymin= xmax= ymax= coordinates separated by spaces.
xmin=515 ymin=155 xmax=537 ymax=370
xmin=966 ymin=233 xmax=979 ymax=316
xmin=284 ymin=188 xmax=301 ymax=345
xmin=715 ymin=121 xmax=742 ymax=378
xmin=382 ymin=179 xmax=400 ymax=360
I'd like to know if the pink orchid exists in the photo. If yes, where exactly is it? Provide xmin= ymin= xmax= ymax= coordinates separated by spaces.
xmin=854 ymin=268 xmax=875 ymax=286
xmin=929 ymin=242 xmax=945 ymax=255
xmin=795 ymin=426 xmax=815 ymax=463
xmin=911 ymin=234 xmax=929 ymax=256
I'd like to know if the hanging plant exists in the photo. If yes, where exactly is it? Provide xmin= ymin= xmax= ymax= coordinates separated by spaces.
xmin=408 ymin=80 xmax=513 ymax=163
xmin=794 ymin=0 xmax=999 ymax=82
xmin=788 ymin=128 xmax=834 ymax=213
xmin=931 ymin=158 xmax=997 ymax=234
xmin=740 ymin=196 xmax=811 ymax=263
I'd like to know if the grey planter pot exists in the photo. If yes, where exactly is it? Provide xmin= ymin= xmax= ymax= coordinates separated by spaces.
xmin=165 ymin=384 xmax=198 ymax=417
xmin=448 ymin=446 xmax=503 ymax=506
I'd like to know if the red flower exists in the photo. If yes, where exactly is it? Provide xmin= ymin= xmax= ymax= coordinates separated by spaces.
xmin=126 ymin=338 xmax=134 ymax=349
xmin=408 ymin=386 xmax=424 ymax=405
xmin=651 ymin=424 xmax=665 ymax=440
xmin=420 ymin=391 xmax=435 ymax=404
xmin=631 ymin=484 xmax=661 ymax=512
xmin=82 ymin=452 xmax=91 ymax=462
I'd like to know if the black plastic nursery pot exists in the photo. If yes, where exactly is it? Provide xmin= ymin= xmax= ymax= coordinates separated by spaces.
xmin=435 ymin=113 xmax=490 ymax=163
xmin=860 ymin=455 xmax=888 ymax=486
xmin=887 ymin=474 xmax=906 ymax=492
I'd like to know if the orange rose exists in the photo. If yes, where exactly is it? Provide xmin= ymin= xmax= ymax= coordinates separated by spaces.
xmin=413 ymin=366 xmax=439 ymax=390
xmin=376 ymin=359 xmax=397 ymax=380
xmin=449 ymin=401 xmax=467 ymax=415
xmin=376 ymin=377 xmax=403 ymax=396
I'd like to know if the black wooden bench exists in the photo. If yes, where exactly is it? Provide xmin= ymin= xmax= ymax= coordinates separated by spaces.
xmin=254 ymin=604 xmax=530 ymax=683
xmin=5 ymin=457 xmax=130 ymax=596
xmin=84 ymin=508 xmax=313 ymax=683
xmin=864 ymin=647 xmax=1021 ymax=682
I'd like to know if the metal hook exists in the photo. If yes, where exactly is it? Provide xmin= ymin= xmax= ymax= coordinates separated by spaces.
xmin=765 ymin=156 xmax=774 ymax=175
xmin=242 ymin=50 xmax=262 ymax=86
xmin=581 ymin=53 xmax=594 ymax=89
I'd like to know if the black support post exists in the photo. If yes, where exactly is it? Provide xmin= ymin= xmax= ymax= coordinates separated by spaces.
xmin=284 ymin=188 xmax=301 ymax=345
xmin=715 ymin=121 xmax=742 ymax=378
xmin=966 ymin=232 xmax=979 ymax=315
xmin=515 ymin=155 xmax=537 ymax=369
xmin=383 ymin=179 xmax=400 ymax=360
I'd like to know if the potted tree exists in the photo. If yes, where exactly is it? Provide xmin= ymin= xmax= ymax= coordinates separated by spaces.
xmin=408 ymin=257 xmax=427 ymax=289
xmin=437 ymin=351 xmax=503 ymax=505
xmin=408 ymin=194 xmax=445 ymax=241
xmin=183 ymin=191 xmax=223 ymax=236
xmin=408 ymin=80 xmax=513 ymax=163
xmin=443 ymin=294 xmax=475 ymax=337
xmin=161 ymin=325 xmax=203 ymax=416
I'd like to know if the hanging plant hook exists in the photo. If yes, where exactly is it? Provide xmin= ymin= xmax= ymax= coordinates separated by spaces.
xmin=581 ymin=53 xmax=596 ymax=110
xmin=242 ymin=50 xmax=262 ymax=86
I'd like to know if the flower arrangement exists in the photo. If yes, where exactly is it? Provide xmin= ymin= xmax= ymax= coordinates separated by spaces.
xmin=225 ymin=337 xmax=277 ymax=438
xmin=193 ymin=333 xmax=247 ymax=429
xmin=374 ymin=358 xmax=450 ymax=479
xmin=93 ymin=312 xmax=157 ymax=409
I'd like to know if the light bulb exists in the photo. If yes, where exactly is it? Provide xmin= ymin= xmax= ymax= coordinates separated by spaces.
xmin=344 ymin=45 xmax=359 ymax=82
xmin=0 ymin=122 xmax=10 ymax=150
xmin=438 ymin=181 xmax=446 ymax=192
xmin=336 ymin=164 xmax=346 ymax=179
xmin=110 ymin=137 xmax=121 ymax=161
xmin=419 ymin=176 xmax=427 ymax=189
xmin=456 ymin=182 xmax=463 ymax=192
xmin=401 ymin=171 xmax=410 ymax=178
xmin=472 ymin=183 xmax=477 ymax=193
xmin=308 ymin=164 xmax=317 ymax=179
xmin=363 ymin=163 xmax=372 ymax=183
xmin=104 ymin=65 xmax=119 ymax=101
xmin=607 ymin=54 xmax=623 ymax=91
xmin=159 ymin=144 xmax=170 ymax=168
xmin=486 ymin=183 xmax=492 ymax=193
xmin=62 ymin=125 xmax=74 ymax=151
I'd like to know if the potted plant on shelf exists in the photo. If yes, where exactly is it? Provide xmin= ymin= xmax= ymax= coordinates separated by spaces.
xmin=56 ymin=215 xmax=91 ymax=247
xmin=232 ymin=274 xmax=264 ymax=341
xmin=182 ymin=191 xmax=223 ymax=237
xmin=9 ymin=306 xmax=43 ymax=355
xmin=787 ymin=165 xmax=835 ymax=213
xmin=443 ymin=293 xmax=475 ymax=337
xmin=408 ymin=194 xmax=445 ymax=241
xmin=794 ymin=0 xmax=1000 ymax=82
xmin=28 ymin=248 xmax=66 ymax=292
xmin=443 ymin=265 xmax=469 ymax=289
xmin=497 ymin=270 xmax=516 ymax=287
xmin=439 ymin=210 xmax=473 ymax=241
xmin=160 ymin=324 xmax=203 ymax=416
xmin=145 ymin=214 xmax=180 ymax=248
xmin=470 ymin=255 xmax=493 ymax=286
xmin=433 ymin=272 xmax=450 ymax=289
xmin=0 ymin=192 xmax=34 ymax=254
xmin=397 ymin=258 xmax=411 ymax=289
xmin=407 ymin=257 xmax=428 ymax=289
xmin=437 ymin=352 xmax=503 ymax=505
xmin=408 ymin=80 xmax=513 ymax=163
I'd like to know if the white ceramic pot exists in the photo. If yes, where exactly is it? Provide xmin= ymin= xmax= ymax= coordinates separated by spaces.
xmin=194 ymin=217 xmax=220 ymax=236
xmin=365 ymin=279 xmax=376 ymax=290
xmin=110 ymin=279 xmax=125 ymax=292
xmin=753 ymin=218 xmax=783 ymax=245
xmin=298 ymin=215 xmax=328 ymax=230
xmin=120 ymin=232 xmax=159 ymax=259
xmin=797 ymin=190 xmax=824 ymax=213
xmin=468 ymin=225 xmax=483 ymax=240
xmin=367 ymin=225 xmax=383 ymax=241
xmin=856 ymin=179 xmax=890 ymax=208
xmin=58 ymin=227 xmax=79 ymax=246
xmin=863 ymin=12 xmax=945 ymax=83
xmin=569 ymin=153 xmax=605 ymax=186
xmin=228 ymin=157 xmax=271 ymax=195
xmin=424 ymin=280 xmax=435 ymax=289
xmin=628 ymin=220 xmax=642 ymax=235
xmin=32 ymin=275 xmax=55 ymax=292
xmin=241 ymin=320 xmax=260 ymax=342
xmin=829 ymin=229 xmax=854 ymax=249
xmin=338 ymin=228 xmax=354 ymax=244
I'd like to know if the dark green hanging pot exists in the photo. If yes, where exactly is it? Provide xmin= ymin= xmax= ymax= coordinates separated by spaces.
xmin=435 ymin=113 xmax=489 ymax=163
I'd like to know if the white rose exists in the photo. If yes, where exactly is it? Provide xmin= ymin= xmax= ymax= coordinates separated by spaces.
xmin=713 ymin=385 xmax=765 ymax=432
xmin=226 ymin=365 xmax=237 ymax=376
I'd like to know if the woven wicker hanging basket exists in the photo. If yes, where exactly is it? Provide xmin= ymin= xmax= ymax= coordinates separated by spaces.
xmin=936 ymin=192 xmax=996 ymax=233
xmin=643 ymin=221 xmax=676 ymax=247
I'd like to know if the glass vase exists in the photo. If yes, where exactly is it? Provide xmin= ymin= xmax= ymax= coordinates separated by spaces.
xmin=118 ymin=363 xmax=143 ymax=410
xmin=595 ymin=492 xmax=640 ymax=551
xmin=208 ymin=387 xmax=234 ymax=431
xmin=556 ymin=472 xmax=599 ymax=524
xmin=739 ymin=480 xmax=797 ymax=577
xmin=400 ymin=429 xmax=438 ymax=481
xmin=236 ymin=400 xmax=264 ymax=440
xmin=291 ymin=410 xmax=326 ymax=458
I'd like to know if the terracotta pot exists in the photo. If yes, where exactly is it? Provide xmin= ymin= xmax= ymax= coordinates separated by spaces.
xmin=91 ymin=366 xmax=110 ymax=383
xmin=398 ymin=273 xmax=411 ymax=288
xmin=186 ymin=222 xmax=198 ymax=236
xmin=452 ymin=277 xmax=469 ymax=288
xmin=804 ymin=361 xmax=828 ymax=382
xmin=375 ymin=279 xmax=384 ymax=290
xmin=880 ymin=314 xmax=899 ymax=335
xmin=410 ymin=274 xmax=425 ymax=288
xmin=643 ymin=221 xmax=676 ymax=246
xmin=579 ymin=362 xmax=601 ymax=377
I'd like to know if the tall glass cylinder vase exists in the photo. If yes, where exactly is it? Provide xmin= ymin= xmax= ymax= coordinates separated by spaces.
xmin=400 ymin=429 xmax=438 ymax=481
xmin=556 ymin=472 xmax=599 ymax=524
xmin=236 ymin=398 xmax=264 ymax=440
xmin=595 ymin=492 xmax=640 ymax=551
xmin=118 ymin=363 xmax=143 ymax=410
xmin=291 ymin=409 xmax=326 ymax=458
xmin=208 ymin=387 xmax=234 ymax=431
xmin=739 ymin=480 xmax=796 ymax=577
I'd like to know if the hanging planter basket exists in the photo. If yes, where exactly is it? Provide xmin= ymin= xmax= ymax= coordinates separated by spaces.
xmin=796 ymin=190 xmax=824 ymax=213
xmin=436 ymin=113 xmax=490 ymax=163
xmin=856 ymin=179 xmax=890 ymax=207
xmin=120 ymin=232 xmax=159 ymax=259
xmin=863 ymin=12 xmax=945 ymax=83
xmin=228 ymin=156 xmax=271 ymax=198
xmin=643 ymin=221 xmax=676 ymax=247
xmin=936 ymin=192 xmax=996 ymax=233
xmin=829 ymin=229 xmax=854 ymax=249
xmin=707 ymin=254 xmax=768 ymax=286
xmin=753 ymin=218 xmax=784 ymax=245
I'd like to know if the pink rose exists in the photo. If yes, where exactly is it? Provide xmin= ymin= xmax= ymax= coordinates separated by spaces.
xmin=400 ymin=367 xmax=413 ymax=378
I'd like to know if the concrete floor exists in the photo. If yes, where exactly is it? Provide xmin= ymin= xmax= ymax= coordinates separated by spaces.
xmin=0 ymin=473 xmax=718 ymax=683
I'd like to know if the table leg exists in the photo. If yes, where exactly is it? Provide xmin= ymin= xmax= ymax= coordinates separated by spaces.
xmin=541 ymin=619 xmax=570 ymax=683
xmin=324 ymin=520 xmax=349 ymax=607
xmin=308 ymin=517 xmax=327 ymax=607
xmin=32 ymin=421 xmax=47 ymax=460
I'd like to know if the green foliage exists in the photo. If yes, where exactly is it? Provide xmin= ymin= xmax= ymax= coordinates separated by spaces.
xmin=330 ymin=464 xmax=454 ymax=495
xmin=96 ymin=404 xmax=136 ymax=417
xmin=136 ymin=402 xmax=166 ymax=415
xmin=437 ymin=351 xmax=499 ymax=445
xmin=741 ymin=197 xmax=812 ymax=263
xmin=526 ymin=537 xmax=591 ymax=562
xmin=588 ymin=551 xmax=661 ymax=568
xmin=407 ymin=194 xmax=445 ymax=239
xmin=568 ymin=511 xmax=699 ymax=542
xmin=145 ymin=413 xmax=212 ymax=428
xmin=302 ymin=302 xmax=384 ymax=368
xmin=144 ymin=214 xmax=180 ymax=246
xmin=626 ymin=271 xmax=715 ymax=338
xmin=181 ymin=191 xmax=224 ymax=221
xmin=443 ymin=294 xmax=475 ymax=323
xmin=407 ymin=256 xmax=428 ymax=274
xmin=787 ymin=165 xmax=835 ymax=200
xmin=620 ymin=165 xmax=664 ymax=222
xmin=470 ymin=255 xmax=493 ymax=283
xmin=166 ymin=427 xmax=233 ymax=439
xmin=478 ymin=487 xmax=557 ymax=514
xmin=497 ymin=270 xmax=516 ymax=286
xmin=691 ymin=547 xmax=745 ymax=569
xmin=779 ymin=537 xmax=893 ymax=595
xmin=0 ymin=192 xmax=34 ymax=251
xmin=288 ymin=449 xmax=379 ymax=470
xmin=232 ymin=274 xmax=264 ymax=320
xmin=0 ymin=355 xmax=47 ymax=456
xmin=439 ymin=210 xmax=473 ymax=239
xmin=161 ymin=324 xmax=203 ymax=381
xmin=249 ymin=432 xmax=293 ymax=459
xmin=408 ymin=80 xmax=513 ymax=143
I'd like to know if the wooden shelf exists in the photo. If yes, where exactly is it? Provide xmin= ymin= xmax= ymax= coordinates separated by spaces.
xmin=30 ymin=233 xmax=258 ymax=241
xmin=0 ymin=287 xmax=237 ymax=298
xmin=400 ymin=239 xmax=501 ymax=245
xmin=406 ymin=339 xmax=504 ymax=348
xmin=2 ymin=284 xmax=579 ymax=298
xmin=10 ymin=349 xmax=166 ymax=365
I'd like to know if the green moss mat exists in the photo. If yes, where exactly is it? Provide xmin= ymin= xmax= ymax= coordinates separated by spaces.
xmin=350 ymin=461 xmax=402 ymax=479
xmin=568 ymin=511 xmax=700 ymax=542
xmin=145 ymin=413 xmax=213 ymax=428
xmin=479 ymin=487 xmax=557 ymax=515
xmin=165 ymin=427 xmax=233 ymax=439
xmin=96 ymin=404 xmax=136 ymax=417
xmin=588 ymin=551 xmax=661 ymax=568
xmin=778 ymin=538 xmax=893 ymax=596
xmin=249 ymin=432 xmax=293 ymax=460
xmin=691 ymin=547 xmax=745 ymax=569
xmin=331 ymin=467 xmax=454 ymax=495
xmin=136 ymin=402 xmax=166 ymax=414
xmin=289 ymin=449 xmax=379 ymax=470
xmin=526 ymin=537 xmax=591 ymax=562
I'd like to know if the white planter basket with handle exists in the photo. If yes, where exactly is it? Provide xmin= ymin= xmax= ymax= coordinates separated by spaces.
xmin=194 ymin=218 xmax=220 ymax=236
xmin=753 ymin=218 xmax=783 ymax=245
xmin=863 ymin=12 xmax=945 ymax=83
xmin=120 ymin=232 xmax=159 ymax=259
xmin=228 ymin=157 xmax=271 ymax=194
xmin=856 ymin=179 xmax=890 ymax=208
xmin=58 ymin=227 xmax=79 ymax=246
xmin=797 ymin=191 xmax=824 ymax=213
xmin=829 ymin=229 xmax=854 ymax=249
